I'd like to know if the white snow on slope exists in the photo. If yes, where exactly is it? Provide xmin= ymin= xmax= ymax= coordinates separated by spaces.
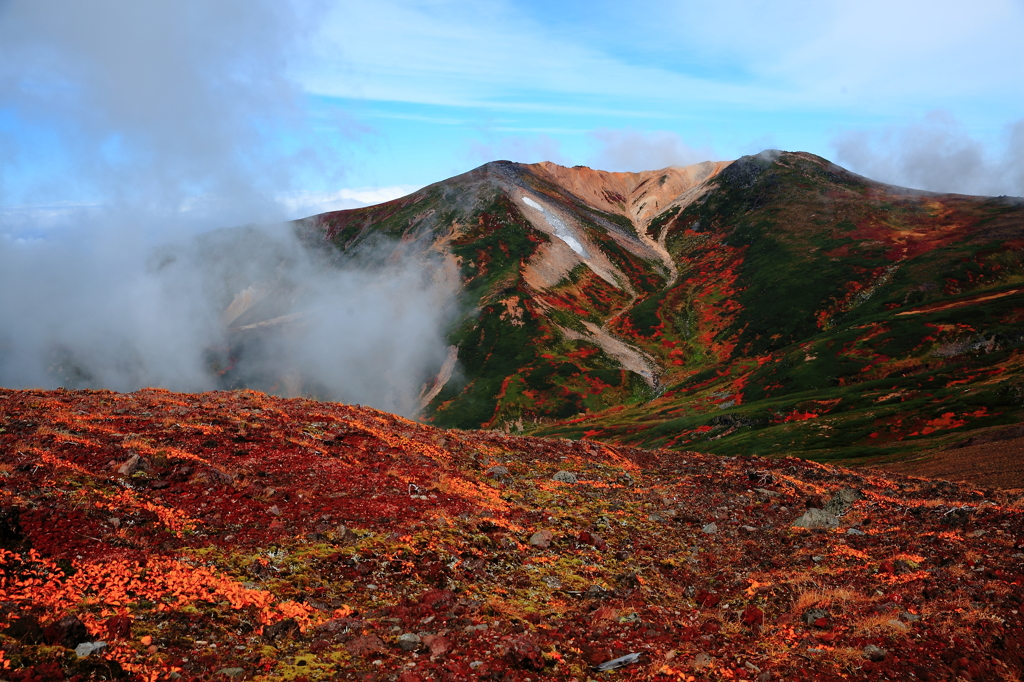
xmin=522 ymin=196 xmax=587 ymax=257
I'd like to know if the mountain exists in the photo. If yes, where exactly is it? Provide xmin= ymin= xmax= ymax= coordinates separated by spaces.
xmin=1 ymin=387 xmax=1022 ymax=680
xmin=288 ymin=151 xmax=1024 ymax=468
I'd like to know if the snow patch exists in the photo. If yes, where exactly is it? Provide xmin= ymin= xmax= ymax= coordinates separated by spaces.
xmin=522 ymin=197 xmax=587 ymax=257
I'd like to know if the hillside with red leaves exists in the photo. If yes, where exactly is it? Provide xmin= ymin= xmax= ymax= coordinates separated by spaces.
xmin=2 ymin=387 xmax=1023 ymax=681
xmin=287 ymin=152 xmax=1024 ymax=473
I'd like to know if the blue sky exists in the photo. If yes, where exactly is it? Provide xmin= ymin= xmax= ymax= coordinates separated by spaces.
xmin=1 ymin=0 xmax=1023 ymax=226
xmin=297 ymin=0 xmax=1024 ymax=198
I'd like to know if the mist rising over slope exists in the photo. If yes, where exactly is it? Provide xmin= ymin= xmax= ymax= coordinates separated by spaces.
xmin=0 ymin=0 xmax=458 ymax=416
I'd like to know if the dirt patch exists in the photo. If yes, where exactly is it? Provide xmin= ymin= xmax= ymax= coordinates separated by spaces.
xmin=558 ymin=321 xmax=660 ymax=387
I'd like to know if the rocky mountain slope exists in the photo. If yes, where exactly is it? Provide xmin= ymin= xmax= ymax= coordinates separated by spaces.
xmin=286 ymin=152 xmax=1024 ymax=468
xmin=1 ymin=387 xmax=1022 ymax=681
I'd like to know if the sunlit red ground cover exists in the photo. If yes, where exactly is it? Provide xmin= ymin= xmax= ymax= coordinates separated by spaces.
xmin=1 ymin=388 xmax=1023 ymax=681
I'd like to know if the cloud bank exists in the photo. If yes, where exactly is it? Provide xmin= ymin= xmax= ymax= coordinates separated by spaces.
xmin=0 ymin=0 xmax=458 ymax=416
xmin=832 ymin=111 xmax=1024 ymax=197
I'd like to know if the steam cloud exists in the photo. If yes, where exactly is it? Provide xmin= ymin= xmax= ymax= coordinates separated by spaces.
xmin=832 ymin=111 xmax=1024 ymax=197
xmin=0 ymin=0 xmax=459 ymax=416
xmin=589 ymin=129 xmax=714 ymax=172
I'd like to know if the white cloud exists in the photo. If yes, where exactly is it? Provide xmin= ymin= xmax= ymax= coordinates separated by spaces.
xmin=299 ymin=0 xmax=760 ymax=113
xmin=832 ymin=111 xmax=1024 ymax=196
xmin=589 ymin=129 xmax=716 ymax=172
xmin=301 ymin=0 xmax=1024 ymax=118
xmin=280 ymin=185 xmax=422 ymax=217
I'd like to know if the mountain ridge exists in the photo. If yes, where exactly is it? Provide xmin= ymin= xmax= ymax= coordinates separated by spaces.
xmin=279 ymin=152 xmax=1024 ymax=471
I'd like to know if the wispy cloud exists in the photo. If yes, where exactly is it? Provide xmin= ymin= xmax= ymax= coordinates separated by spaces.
xmin=832 ymin=111 xmax=1024 ymax=197
xmin=302 ymin=0 xmax=1024 ymax=118
xmin=589 ymin=129 xmax=716 ymax=172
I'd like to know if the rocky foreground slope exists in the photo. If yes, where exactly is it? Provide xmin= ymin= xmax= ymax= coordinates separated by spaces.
xmin=1 ymin=388 xmax=1022 ymax=680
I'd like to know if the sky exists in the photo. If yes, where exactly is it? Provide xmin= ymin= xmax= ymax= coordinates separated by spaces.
xmin=1 ymin=0 xmax=1023 ymax=225
xmin=0 ymin=0 xmax=1021 ymax=402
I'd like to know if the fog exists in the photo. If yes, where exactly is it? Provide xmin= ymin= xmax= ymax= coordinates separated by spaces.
xmin=0 ymin=0 xmax=459 ymax=416
xmin=832 ymin=111 xmax=1024 ymax=197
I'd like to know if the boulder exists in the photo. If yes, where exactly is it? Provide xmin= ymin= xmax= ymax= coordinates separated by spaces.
xmin=792 ymin=508 xmax=839 ymax=530
xmin=552 ymin=470 xmax=577 ymax=484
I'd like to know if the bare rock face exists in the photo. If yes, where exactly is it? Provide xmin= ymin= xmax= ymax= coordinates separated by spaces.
xmin=792 ymin=508 xmax=839 ymax=530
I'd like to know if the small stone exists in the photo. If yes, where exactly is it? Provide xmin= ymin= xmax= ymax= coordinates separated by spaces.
xmin=792 ymin=508 xmax=839 ymax=530
xmin=552 ymin=470 xmax=577 ymax=484
xmin=267 ymin=505 xmax=282 ymax=517
xmin=421 ymin=634 xmax=451 ymax=657
xmin=542 ymin=576 xmax=562 ymax=589
xmin=217 ymin=668 xmax=245 ymax=678
xmin=578 ymin=530 xmax=607 ymax=549
xmin=74 ymin=641 xmax=107 ymax=658
xmin=346 ymin=633 xmax=386 ymax=656
xmin=701 ymin=522 xmax=718 ymax=534
xmin=117 ymin=453 xmax=141 ymax=476
xmin=485 ymin=465 xmax=510 ymax=478
xmin=397 ymin=633 xmax=421 ymax=651
xmin=529 ymin=529 xmax=554 ymax=548
xmin=846 ymin=527 xmax=866 ymax=536
xmin=693 ymin=652 xmax=714 ymax=669
xmin=470 ymin=661 xmax=484 ymax=669
xmin=802 ymin=608 xmax=830 ymax=627
xmin=863 ymin=644 xmax=887 ymax=662
xmin=824 ymin=487 xmax=862 ymax=516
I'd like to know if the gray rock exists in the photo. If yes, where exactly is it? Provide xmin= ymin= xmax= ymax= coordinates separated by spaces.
xmin=267 ymin=505 xmax=282 ymax=517
xmin=397 ymin=633 xmax=421 ymax=651
xmin=701 ymin=522 xmax=718 ymax=534
xmin=117 ymin=453 xmax=141 ymax=476
xmin=529 ymin=529 xmax=554 ymax=548
xmin=824 ymin=487 xmax=862 ymax=516
xmin=846 ymin=527 xmax=866 ymax=536
xmin=863 ymin=644 xmax=887 ymax=662
xmin=792 ymin=508 xmax=839 ymax=530
xmin=593 ymin=652 xmax=641 ymax=671
xmin=217 ymin=669 xmax=245 ymax=678
xmin=74 ymin=641 xmax=107 ymax=658
xmin=802 ymin=608 xmax=830 ymax=626
xmin=469 ymin=661 xmax=484 ymax=669
xmin=485 ymin=465 xmax=509 ymax=478
xmin=542 ymin=576 xmax=562 ymax=589
xmin=552 ymin=470 xmax=577 ymax=484
xmin=693 ymin=652 xmax=714 ymax=669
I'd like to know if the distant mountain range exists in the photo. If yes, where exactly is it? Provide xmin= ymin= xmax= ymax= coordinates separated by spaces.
xmin=269 ymin=151 xmax=1024 ymax=467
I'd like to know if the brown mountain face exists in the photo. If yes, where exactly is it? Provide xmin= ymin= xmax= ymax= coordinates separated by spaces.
xmin=284 ymin=152 xmax=1024 ymax=476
